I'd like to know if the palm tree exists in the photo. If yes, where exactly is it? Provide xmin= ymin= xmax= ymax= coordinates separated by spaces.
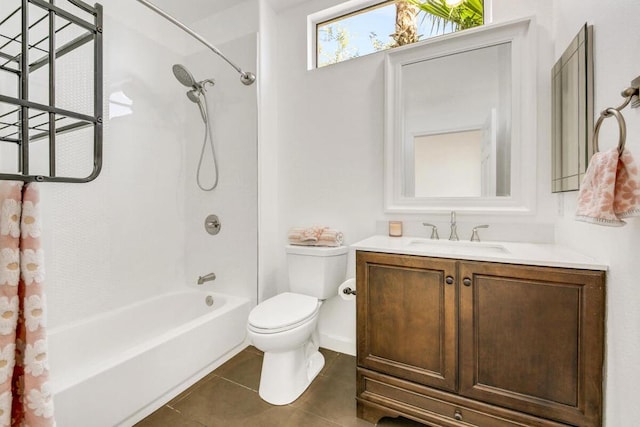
xmin=406 ymin=0 xmax=484 ymax=34
xmin=391 ymin=1 xmax=420 ymax=47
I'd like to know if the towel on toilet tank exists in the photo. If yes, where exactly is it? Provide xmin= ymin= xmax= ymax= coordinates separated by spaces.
xmin=288 ymin=226 xmax=344 ymax=247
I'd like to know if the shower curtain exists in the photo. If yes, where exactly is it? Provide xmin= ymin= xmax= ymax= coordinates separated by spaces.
xmin=0 ymin=182 xmax=54 ymax=427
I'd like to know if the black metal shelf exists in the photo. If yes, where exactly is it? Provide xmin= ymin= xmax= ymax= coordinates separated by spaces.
xmin=0 ymin=105 xmax=92 ymax=143
xmin=0 ymin=0 xmax=102 ymax=183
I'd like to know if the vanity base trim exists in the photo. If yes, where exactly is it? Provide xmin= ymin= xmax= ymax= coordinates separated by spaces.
xmin=357 ymin=368 xmax=570 ymax=427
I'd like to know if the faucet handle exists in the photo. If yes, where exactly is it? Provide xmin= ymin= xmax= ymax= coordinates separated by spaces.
xmin=470 ymin=225 xmax=489 ymax=242
xmin=422 ymin=223 xmax=439 ymax=240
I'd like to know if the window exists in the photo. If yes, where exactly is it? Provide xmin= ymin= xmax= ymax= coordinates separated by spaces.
xmin=314 ymin=0 xmax=484 ymax=68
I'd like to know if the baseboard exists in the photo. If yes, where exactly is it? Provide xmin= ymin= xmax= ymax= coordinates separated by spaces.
xmin=319 ymin=332 xmax=356 ymax=356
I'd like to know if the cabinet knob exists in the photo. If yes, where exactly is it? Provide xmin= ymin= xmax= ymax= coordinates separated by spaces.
xmin=463 ymin=278 xmax=472 ymax=287
xmin=454 ymin=410 xmax=463 ymax=421
xmin=446 ymin=276 xmax=454 ymax=285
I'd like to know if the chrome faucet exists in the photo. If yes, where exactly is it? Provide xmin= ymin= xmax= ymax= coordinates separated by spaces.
xmin=470 ymin=225 xmax=489 ymax=242
xmin=197 ymin=272 xmax=216 ymax=285
xmin=422 ymin=223 xmax=439 ymax=240
xmin=449 ymin=211 xmax=459 ymax=241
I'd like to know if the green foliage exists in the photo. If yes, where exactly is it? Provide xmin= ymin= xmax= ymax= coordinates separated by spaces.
xmin=407 ymin=0 xmax=484 ymax=33
xmin=369 ymin=31 xmax=394 ymax=52
xmin=316 ymin=0 xmax=484 ymax=68
xmin=317 ymin=24 xmax=360 ymax=67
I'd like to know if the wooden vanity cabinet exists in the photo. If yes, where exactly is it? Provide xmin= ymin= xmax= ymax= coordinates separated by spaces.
xmin=356 ymin=251 xmax=605 ymax=427
xmin=356 ymin=253 xmax=458 ymax=392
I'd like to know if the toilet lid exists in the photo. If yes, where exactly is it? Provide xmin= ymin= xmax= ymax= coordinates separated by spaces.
xmin=248 ymin=292 xmax=320 ymax=331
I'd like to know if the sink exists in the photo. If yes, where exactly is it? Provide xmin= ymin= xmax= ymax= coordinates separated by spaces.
xmin=405 ymin=238 xmax=510 ymax=255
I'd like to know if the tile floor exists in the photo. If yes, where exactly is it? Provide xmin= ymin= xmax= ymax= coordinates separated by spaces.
xmin=136 ymin=346 xmax=426 ymax=427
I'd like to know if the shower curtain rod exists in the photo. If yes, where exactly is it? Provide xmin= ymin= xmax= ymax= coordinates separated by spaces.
xmin=135 ymin=0 xmax=256 ymax=85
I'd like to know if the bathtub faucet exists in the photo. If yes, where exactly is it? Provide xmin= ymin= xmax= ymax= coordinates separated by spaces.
xmin=197 ymin=272 xmax=216 ymax=285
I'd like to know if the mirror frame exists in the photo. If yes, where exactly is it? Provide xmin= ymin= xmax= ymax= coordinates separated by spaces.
xmin=551 ymin=24 xmax=593 ymax=193
xmin=384 ymin=18 xmax=536 ymax=214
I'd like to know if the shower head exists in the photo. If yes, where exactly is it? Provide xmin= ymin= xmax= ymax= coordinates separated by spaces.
xmin=173 ymin=64 xmax=197 ymax=88
xmin=187 ymin=89 xmax=200 ymax=103
xmin=187 ymin=89 xmax=207 ymax=123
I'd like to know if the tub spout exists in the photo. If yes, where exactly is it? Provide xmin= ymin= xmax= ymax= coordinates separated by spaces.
xmin=197 ymin=272 xmax=216 ymax=285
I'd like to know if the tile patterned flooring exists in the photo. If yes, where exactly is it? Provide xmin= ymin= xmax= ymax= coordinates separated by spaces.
xmin=136 ymin=346 xmax=426 ymax=427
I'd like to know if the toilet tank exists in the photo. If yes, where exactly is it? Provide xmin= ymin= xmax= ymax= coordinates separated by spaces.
xmin=286 ymin=245 xmax=348 ymax=300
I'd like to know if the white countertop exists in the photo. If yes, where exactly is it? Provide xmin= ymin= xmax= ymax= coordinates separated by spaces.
xmin=351 ymin=235 xmax=607 ymax=271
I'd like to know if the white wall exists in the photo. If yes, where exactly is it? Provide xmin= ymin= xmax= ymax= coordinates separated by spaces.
xmin=551 ymin=0 xmax=640 ymax=425
xmin=258 ymin=0 xmax=281 ymax=303
xmin=269 ymin=0 xmax=556 ymax=355
xmin=273 ymin=0 xmax=387 ymax=353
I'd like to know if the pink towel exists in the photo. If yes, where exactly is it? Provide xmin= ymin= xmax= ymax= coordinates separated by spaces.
xmin=576 ymin=148 xmax=640 ymax=226
xmin=299 ymin=226 xmax=327 ymax=242
xmin=288 ymin=227 xmax=344 ymax=247
xmin=0 ymin=182 xmax=54 ymax=426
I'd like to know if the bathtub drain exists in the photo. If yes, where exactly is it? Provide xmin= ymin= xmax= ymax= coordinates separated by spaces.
xmin=205 ymin=295 xmax=214 ymax=306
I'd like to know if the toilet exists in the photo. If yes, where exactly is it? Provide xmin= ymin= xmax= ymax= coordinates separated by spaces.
xmin=247 ymin=245 xmax=348 ymax=405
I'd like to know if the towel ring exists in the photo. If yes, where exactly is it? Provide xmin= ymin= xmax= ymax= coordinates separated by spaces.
xmin=593 ymin=107 xmax=626 ymax=155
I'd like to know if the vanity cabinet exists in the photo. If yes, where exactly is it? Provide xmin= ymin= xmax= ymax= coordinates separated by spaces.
xmin=356 ymin=251 xmax=605 ymax=427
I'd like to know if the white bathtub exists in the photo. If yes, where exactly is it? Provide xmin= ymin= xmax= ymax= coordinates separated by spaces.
xmin=48 ymin=290 xmax=251 ymax=427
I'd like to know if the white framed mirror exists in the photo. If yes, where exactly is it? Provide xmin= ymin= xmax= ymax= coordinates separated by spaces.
xmin=384 ymin=18 xmax=536 ymax=214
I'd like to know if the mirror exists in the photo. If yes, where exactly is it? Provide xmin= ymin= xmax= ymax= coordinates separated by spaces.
xmin=384 ymin=18 xmax=536 ymax=214
xmin=551 ymin=24 xmax=593 ymax=193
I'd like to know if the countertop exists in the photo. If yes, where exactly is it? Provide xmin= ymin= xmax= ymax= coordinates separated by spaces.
xmin=351 ymin=235 xmax=607 ymax=271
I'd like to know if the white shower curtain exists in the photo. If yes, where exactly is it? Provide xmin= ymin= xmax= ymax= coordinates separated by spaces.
xmin=0 ymin=182 xmax=54 ymax=427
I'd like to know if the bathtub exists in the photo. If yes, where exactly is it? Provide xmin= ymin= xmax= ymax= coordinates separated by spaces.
xmin=48 ymin=290 xmax=251 ymax=427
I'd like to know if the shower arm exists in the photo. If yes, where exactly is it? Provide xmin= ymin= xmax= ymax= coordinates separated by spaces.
xmin=135 ymin=0 xmax=256 ymax=86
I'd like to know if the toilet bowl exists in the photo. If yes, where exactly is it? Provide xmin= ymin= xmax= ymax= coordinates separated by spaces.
xmin=247 ymin=292 xmax=324 ymax=405
xmin=247 ymin=245 xmax=348 ymax=405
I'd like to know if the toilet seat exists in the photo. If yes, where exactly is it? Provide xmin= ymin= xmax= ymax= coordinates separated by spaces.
xmin=248 ymin=292 xmax=320 ymax=334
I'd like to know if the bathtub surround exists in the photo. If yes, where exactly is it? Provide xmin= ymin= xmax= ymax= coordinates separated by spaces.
xmin=41 ymin=0 xmax=258 ymax=326
xmin=37 ymin=0 xmax=259 ymax=423
xmin=134 ymin=0 xmax=256 ymax=86
xmin=0 ymin=182 xmax=54 ymax=426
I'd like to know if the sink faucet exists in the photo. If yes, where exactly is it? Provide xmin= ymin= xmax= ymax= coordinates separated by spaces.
xmin=197 ymin=272 xmax=216 ymax=285
xmin=449 ymin=211 xmax=459 ymax=241
xmin=470 ymin=225 xmax=489 ymax=242
xmin=422 ymin=223 xmax=439 ymax=240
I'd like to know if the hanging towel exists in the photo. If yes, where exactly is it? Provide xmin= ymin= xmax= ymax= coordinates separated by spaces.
xmin=0 ymin=182 xmax=55 ymax=426
xmin=576 ymin=148 xmax=640 ymax=226
xmin=614 ymin=150 xmax=640 ymax=218
xmin=288 ymin=227 xmax=344 ymax=247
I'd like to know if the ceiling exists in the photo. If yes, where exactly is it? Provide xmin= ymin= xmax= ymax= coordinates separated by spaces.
xmin=149 ymin=0 xmax=308 ymax=25
xmin=149 ymin=0 xmax=239 ymax=25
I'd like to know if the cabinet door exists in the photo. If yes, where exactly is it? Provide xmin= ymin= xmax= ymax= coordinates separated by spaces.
xmin=357 ymin=251 xmax=457 ymax=392
xmin=458 ymin=261 xmax=605 ymax=427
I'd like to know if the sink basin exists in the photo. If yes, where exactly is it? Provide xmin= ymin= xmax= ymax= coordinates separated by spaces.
xmin=405 ymin=238 xmax=510 ymax=255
